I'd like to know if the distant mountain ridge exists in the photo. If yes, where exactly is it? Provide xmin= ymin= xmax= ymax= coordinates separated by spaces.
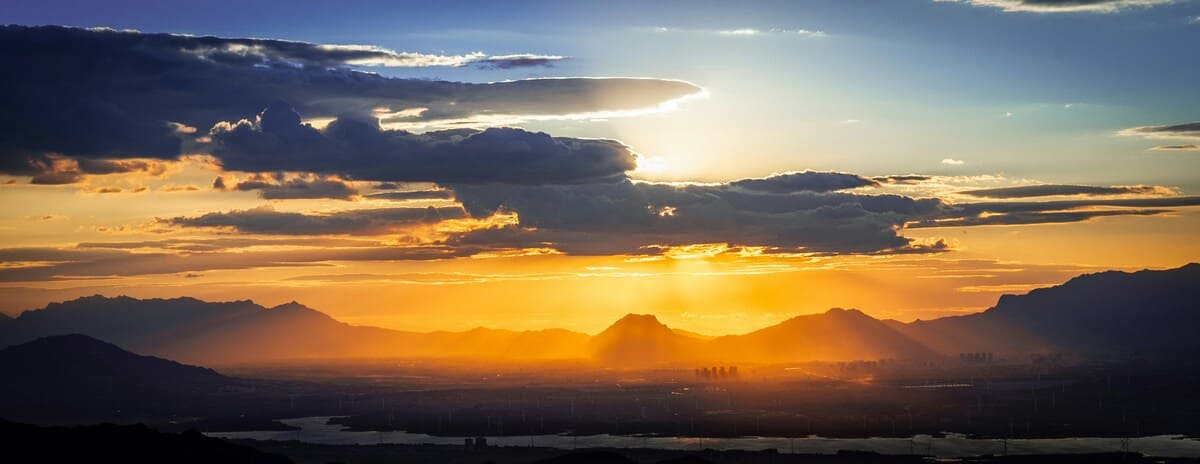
xmin=2 ymin=263 xmax=1197 ymax=365
xmin=893 ymin=263 xmax=1200 ymax=356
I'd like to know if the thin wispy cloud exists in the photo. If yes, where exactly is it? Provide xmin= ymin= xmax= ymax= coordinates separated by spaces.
xmin=942 ymin=158 xmax=966 ymax=165
xmin=934 ymin=0 xmax=1177 ymax=13
xmin=655 ymin=26 xmax=825 ymax=38
xmin=1118 ymin=121 xmax=1200 ymax=140
xmin=1150 ymin=144 xmax=1199 ymax=151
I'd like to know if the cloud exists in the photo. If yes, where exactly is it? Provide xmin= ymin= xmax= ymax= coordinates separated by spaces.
xmin=729 ymin=171 xmax=880 ymax=192
xmin=655 ymin=26 xmax=825 ymax=37
xmin=0 ymin=245 xmax=468 ymax=282
xmin=366 ymin=189 xmax=454 ymax=201
xmin=158 ymin=184 xmax=201 ymax=192
xmin=234 ymin=175 xmax=359 ymax=200
xmin=0 ymin=26 xmax=700 ymax=177
xmin=1150 ymin=144 xmax=1200 ymax=151
xmin=873 ymin=175 xmax=933 ymax=185
xmin=709 ymin=28 xmax=826 ymax=37
xmin=941 ymin=158 xmax=966 ymax=165
xmin=958 ymin=184 xmax=1176 ymax=198
xmin=77 ymin=237 xmax=389 ymax=252
xmin=907 ymin=196 xmax=1200 ymax=228
xmin=8 ymin=172 xmax=1199 ymax=282
xmin=449 ymin=176 xmax=946 ymax=255
xmin=1118 ymin=121 xmax=1200 ymax=140
xmin=910 ymin=209 xmax=1170 ymax=227
xmin=949 ymin=196 xmax=1200 ymax=215
xmin=718 ymin=28 xmax=763 ymax=36
xmin=934 ymin=0 xmax=1176 ymax=13
xmin=79 ymin=31 xmax=562 ymax=69
xmin=209 ymin=103 xmax=638 ymax=184
xmin=474 ymin=54 xmax=566 ymax=69
xmin=154 ymin=171 xmax=1200 ymax=257
xmin=164 ymin=205 xmax=466 ymax=235
xmin=21 ymin=156 xmax=173 ymax=185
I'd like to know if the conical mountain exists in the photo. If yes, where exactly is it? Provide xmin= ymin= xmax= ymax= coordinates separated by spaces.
xmin=587 ymin=314 xmax=704 ymax=366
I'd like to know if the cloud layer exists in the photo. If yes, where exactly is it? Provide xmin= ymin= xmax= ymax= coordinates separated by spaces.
xmin=0 ymin=26 xmax=700 ymax=180
xmin=1119 ymin=121 xmax=1200 ymax=140
xmin=165 ymin=205 xmax=465 ymax=235
xmin=209 ymin=103 xmax=638 ymax=184
xmin=449 ymin=176 xmax=946 ymax=255
xmin=958 ymin=184 xmax=1175 ymax=198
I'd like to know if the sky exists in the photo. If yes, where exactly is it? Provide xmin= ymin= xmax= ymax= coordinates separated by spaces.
xmin=0 ymin=0 xmax=1197 ymax=335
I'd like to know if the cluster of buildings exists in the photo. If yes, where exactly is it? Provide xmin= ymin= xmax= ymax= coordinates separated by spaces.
xmin=694 ymin=366 xmax=739 ymax=379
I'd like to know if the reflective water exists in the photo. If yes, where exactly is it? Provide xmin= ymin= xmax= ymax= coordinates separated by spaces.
xmin=208 ymin=416 xmax=1200 ymax=458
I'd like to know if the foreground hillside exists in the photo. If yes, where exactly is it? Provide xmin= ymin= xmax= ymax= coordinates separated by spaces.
xmin=0 ymin=419 xmax=292 ymax=464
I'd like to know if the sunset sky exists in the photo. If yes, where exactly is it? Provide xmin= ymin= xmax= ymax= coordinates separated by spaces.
xmin=1 ymin=0 xmax=1198 ymax=335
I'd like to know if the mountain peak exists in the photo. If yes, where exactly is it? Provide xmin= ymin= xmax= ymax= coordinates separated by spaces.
xmin=602 ymin=313 xmax=673 ymax=334
xmin=615 ymin=313 xmax=664 ymax=325
xmin=269 ymin=301 xmax=312 ymax=311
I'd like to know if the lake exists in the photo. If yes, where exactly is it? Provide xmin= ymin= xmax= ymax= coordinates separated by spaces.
xmin=208 ymin=416 xmax=1200 ymax=458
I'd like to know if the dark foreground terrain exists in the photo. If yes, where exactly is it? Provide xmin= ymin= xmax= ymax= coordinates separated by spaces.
xmin=0 ymin=419 xmax=292 ymax=464
xmin=232 ymin=438 xmax=1200 ymax=464
xmin=5 ymin=419 xmax=1195 ymax=464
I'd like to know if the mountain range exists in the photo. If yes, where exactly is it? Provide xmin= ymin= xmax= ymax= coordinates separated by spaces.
xmin=1 ymin=263 xmax=1196 ymax=366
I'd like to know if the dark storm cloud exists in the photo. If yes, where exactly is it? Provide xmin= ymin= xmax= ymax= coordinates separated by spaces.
xmin=209 ymin=103 xmax=637 ymax=184
xmin=906 ymin=196 xmax=1200 ymax=228
xmin=234 ymin=175 xmax=359 ymax=200
xmin=0 ymin=26 xmax=699 ymax=180
xmin=449 ymin=177 xmax=946 ymax=254
xmin=958 ymin=184 xmax=1174 ymax=198
xmin=937 ymin=0 xmax=1176 ymax=13
xmin=366 ymin=190 xmax=455 ymax=201
xmin=728 ymin=171 xmax=879 ymax=193
xmin=164 ymin=205 xmax=466 ymax=235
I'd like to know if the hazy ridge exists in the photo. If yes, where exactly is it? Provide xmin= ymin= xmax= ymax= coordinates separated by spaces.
xmin=1 ymin=263 xmax=1197 ymax=366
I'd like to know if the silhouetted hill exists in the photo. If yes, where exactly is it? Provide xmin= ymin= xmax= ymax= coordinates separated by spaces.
xmin=710 ymin=308 xmax=938 ymax=363
xmin=894 ymin=263 xmax=1200 ymax=357
xmin=0 ymin=334 xmax=242 ymax=423
xmin=0 ymin=419 xmax=292 ymax=464
xmin=0 ymin=334 xmax=228 ymax=389
xmin=588 ymin=314 xmax=704 ymax=366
